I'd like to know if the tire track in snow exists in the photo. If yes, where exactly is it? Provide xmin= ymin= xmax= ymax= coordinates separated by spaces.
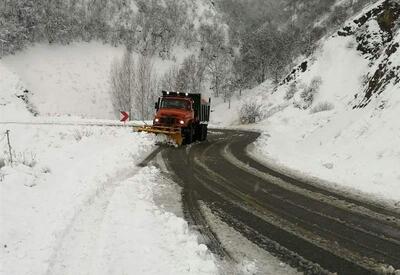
xmin=160 ymin=144 xmax=233 ymax=261
xmin=45 ymin=169 xmax=139 ymax=275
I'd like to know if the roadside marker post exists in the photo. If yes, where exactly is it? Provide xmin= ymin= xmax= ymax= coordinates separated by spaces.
xmin=5 ymin=130 xmax=13 ymax=167
xmin=120 ymin=111 xmax=129 ymax=123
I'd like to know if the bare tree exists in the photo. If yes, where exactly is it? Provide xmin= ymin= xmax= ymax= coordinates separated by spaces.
xmin=110 ymin=49 xmax=135 ymax=117
xmin=232 ymin=57 xmax=250 ymax=97
xmin=160 ymin=65 xmax=179 ymax=92
xmin=110 ymin=51 xmax=158 ymax=120
xmin=175 ymin=54 xmax=206 ymax=94
xmin=208 ymin=53 xmax=232 ymax=98
xmin=222 ymin=75 xmax=235 ymax=109
xmin=133 ymin=54 xmax=158 ymax=120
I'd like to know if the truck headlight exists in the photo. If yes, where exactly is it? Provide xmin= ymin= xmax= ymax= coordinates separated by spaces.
xmin=155 ymin=118 xmax=159 ymax=122
xmin=179 ymin=120 xmax=184 ymax=125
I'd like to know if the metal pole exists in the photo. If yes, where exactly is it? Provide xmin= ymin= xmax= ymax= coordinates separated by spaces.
xmin=5 ymin=130 xmax=13 ymax=166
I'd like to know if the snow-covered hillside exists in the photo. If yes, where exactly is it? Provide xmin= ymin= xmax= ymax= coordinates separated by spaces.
xmin=0 ymin=63 xmax=33 ymax=121
xmin=1 ymin=43 xmax=121 ymax=119
xmin=214 ymin=0 xmax=400 ymax=204
xmin=0 ymin=42 xmax=195 ymax=119
xmin=0 ymin=0 xmax=220 ymax=120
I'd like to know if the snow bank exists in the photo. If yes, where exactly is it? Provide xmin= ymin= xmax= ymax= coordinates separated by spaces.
xmin=91 ymin=166 xmax=217 ymax=275
xmin=0 ymin=124 xmax=216 ymax=275
xmin=0 ymin=125 xmax=153 ymax=274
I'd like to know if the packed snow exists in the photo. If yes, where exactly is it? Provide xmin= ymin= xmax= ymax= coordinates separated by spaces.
xmin=212 ymin=0 xmax=400 ymax=205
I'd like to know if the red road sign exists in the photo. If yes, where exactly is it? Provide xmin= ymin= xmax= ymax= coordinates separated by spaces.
xmin=120 ymin=111 xmax=129 ymax=122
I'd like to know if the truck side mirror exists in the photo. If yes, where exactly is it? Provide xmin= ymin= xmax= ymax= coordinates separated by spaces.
xmin=155 ymin=102 xmax=159 ymax=110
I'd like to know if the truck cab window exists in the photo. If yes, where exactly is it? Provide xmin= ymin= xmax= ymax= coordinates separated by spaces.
xmin=160 ymin=99 xmax=189 ymax=110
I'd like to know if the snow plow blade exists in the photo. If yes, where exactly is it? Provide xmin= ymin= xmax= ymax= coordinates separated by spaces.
xmin=137 ymin=125 xmax=183 ymax=146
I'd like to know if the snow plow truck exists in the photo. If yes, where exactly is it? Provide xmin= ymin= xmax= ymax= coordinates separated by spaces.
xmin=138 ymin=91 xmax=211 ymax=145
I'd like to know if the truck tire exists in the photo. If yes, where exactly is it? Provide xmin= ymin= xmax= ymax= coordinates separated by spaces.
xmin=184 ymin=125 xmax=193 ymax=145
xmin=202 ymin=124 xmax=208 ymax=141
xmin=195 ymin=124 xmax=202 ymax=141
xmin=196 ymin=124 xmax=207 ymax=141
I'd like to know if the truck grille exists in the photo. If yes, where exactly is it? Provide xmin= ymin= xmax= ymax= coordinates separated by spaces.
xmin=159 ymin=117 xmax=176 ymax=125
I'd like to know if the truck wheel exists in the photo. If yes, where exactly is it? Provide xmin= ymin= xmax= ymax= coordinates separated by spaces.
xmin=195 ymin=124 xmax=202 ymax=141
xmin=196 ymin=124 xmax=207 ymax=141
xmin=184 ymin=125 xmax=193 ymax=145
xmin=202 ymin=125 xmax=208 ymax=141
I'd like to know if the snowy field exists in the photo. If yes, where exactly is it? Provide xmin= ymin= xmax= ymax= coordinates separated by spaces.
xmin=211 ymin=1 xmax=400 ymax=206
xmin=0 ymin=124 xmax=219 ymax=275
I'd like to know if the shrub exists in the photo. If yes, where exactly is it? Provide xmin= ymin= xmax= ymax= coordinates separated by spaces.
xmin=16 ymin=90 xmax=39 ymax=116
xmin=310 ymin=102 xmax=334 ymax=114
xmin=239 ymin=100 xmax=264 ymax=124
xmin=284 ymin=82 xmax=297 ymax=100
xmin=14 ymin=151 xmax=37 ymax=168
xmin=297 ymin=77 xmax=322 ymax=109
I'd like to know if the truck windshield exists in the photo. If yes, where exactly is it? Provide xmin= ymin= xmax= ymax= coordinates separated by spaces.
xmin=160 ymin=99 xmax=189 ymax=110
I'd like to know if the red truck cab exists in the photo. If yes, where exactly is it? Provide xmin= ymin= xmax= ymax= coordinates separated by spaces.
xmin=153 ymin=96 xmax=194 ymax=128
xmin=153 ymin=91 xmax=210 ymax=144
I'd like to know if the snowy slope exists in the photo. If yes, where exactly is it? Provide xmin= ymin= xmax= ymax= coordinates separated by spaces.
xmin=213 ymin=0 xmax=400 ymax=204
xmin=0 ymin=63 xmax=33 ymax=121
xmin=1 ymin=43 xmax=121 ymax=119
xmin=0 ymin=0 xmax=219 ymax=120
xmin=1 ymin=42 xmax=194 ymax=120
